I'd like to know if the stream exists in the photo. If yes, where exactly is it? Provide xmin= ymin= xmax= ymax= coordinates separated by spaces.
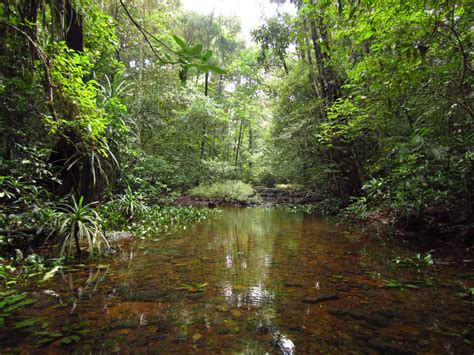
xmin=2 ymin=207 xmax=473 ymax=353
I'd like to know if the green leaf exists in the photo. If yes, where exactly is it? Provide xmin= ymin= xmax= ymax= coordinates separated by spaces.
xmin=40 ymin=266 xmax=60 ymax=283
xmin=206 ymin=65 xmax=227 ymax=75
xmin=0 ymin=293 xmax=26 ymax=309
xmin=202 ymin=50 xmax=213 ymax=62
xmin=172 ymin=35 xmax=188 ymax=50
xmin=0 ymin=317 xmax=4 ymax=327
xmin=13 ymin=317 xmax=42 ymax=329
xmin=60 ymin=334 xmax=80 ymax=344
xmin=60 ymin=337 xmax=73 ymax=344
xmin=190 ymin=44 xmax=203 ymax=56
xmin=3 ymin=298 xmax=35 ymax=313
xmin=34 ymin=330 xmax=63 ymax=337
xmin=36 ymin=336 xmax=60 ymax=346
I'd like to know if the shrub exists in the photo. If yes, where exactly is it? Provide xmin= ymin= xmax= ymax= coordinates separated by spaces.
xmin=47 ymin=196 xmax=108 ymax=258
xmin=200 ymin=159 xmax=239 ymax=184
xmin=189 ymin=180 xmax=256 ymax=202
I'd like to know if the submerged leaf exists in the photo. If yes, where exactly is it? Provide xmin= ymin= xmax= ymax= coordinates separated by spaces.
xmin=41 ymin=266 xmax=60 ymax=283
xmin=13 ymin=317 xmax=42 ymax=329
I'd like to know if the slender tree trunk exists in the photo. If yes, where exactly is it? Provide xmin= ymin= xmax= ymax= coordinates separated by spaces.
xmin=248 ymin=122 xmax=253 ymax=171
xmin=279 ymin=51 xmax=289 ymax=74
xmin=200 ymin=72 xmax=209 ymax=160
xmin=304 ymin=33 xmax=320 ymax=97
xmin=21 ymin=0 xmax=39 ymax=76
xmin=0 ymin=0 xmax=9 ymax=54
xmin=234 ymin=118 xmax=244 ymax=167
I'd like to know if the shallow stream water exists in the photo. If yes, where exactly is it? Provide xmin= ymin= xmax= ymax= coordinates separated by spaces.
xmin=2 ymin=207 xmax=473 ymax=353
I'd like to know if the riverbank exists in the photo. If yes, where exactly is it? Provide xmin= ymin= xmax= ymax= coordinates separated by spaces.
xmin=173 ymin=186 xmax=317 ymax=207
xmin=173 ymin=186 xmax=473 ymax=259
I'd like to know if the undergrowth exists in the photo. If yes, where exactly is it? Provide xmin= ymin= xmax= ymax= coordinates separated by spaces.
xmin=98 ymin=190 xmax=219 ymax=239
xmin=189 ymin=180 xmax=256 ymax=202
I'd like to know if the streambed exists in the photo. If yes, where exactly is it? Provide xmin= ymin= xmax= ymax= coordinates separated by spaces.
xmin=1 ymin=207 xmax=473 ymax=353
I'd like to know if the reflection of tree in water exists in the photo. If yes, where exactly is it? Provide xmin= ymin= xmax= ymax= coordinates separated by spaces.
xmin=59 ymin=266 xmax=109 ymax=296
xmin=198 ymin=208 xmax=301 ymax=353
xmin=193 ymin=209 xmax=305 ymax=307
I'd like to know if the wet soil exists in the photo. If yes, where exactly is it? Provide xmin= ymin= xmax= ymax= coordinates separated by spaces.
xmin=1 ymin=207 xmax=473 ymax=353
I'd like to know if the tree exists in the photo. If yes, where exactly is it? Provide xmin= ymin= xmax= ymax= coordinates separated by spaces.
xmin=259 ymin=0 xmax=473 ymax=224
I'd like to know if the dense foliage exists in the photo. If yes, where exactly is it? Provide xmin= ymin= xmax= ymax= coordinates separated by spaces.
xmin=0 ymin=0 xmax=257 ymax=257
xmin=253 ymin=0 xmax=472 ymax=233
xmin=0 ymin=0 xmax=472 ymax=263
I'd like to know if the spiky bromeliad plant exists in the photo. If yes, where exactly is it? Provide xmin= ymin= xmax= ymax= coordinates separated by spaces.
xmin=52 ymin=196 xmax=109 ymax=258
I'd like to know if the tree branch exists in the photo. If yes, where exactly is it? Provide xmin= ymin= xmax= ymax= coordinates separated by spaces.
xmin=118 ymin=0 xmax=179 ymax=64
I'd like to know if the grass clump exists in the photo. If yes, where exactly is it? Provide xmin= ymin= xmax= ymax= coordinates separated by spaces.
xmin=189 ymin=180 xmax=256 ymax=202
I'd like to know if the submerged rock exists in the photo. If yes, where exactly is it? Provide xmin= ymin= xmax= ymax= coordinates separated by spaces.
xmin=348 ymin=310 xmax=390 ymax=327
xmin=108 ymin=315 xmax=170 ymax=331
xmin=367 ymin=337 xmax=411 ymax=354
xmin=186 ymin=292 xmax=204 ymax=301
xmin=215 ymin=305 xmax=229 ymax=312
xmin=217 ymin=320 xmax=239 ymax=335
xmin=301 ymin=293 xmax=339 ymax=304
xmin=256 ymin=321 xmax=275 ymax=335
xmin=283 ymin=281 xmax=305 ymax=288
xmin=32 ymin=290 xmax=61 ymax=308
xmin=327 ymin=308 xmax=348 ymax=316
xmin=272 ymin=332 xmax=295 ymax=355
xmin=217 ymin=326 xmax=230 ymax=335
xmin=109 ymin=319 xmax=141 ymax=330
xmin=106 ymin=231 xmax=133 ymax=241
xmin=327 ymin=308 xmax=391 ymax=327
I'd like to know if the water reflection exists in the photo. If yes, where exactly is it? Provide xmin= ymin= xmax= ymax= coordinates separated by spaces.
xmin=214 ymin=210 xmax=292 ymax=312
xmin=2 ymin=208 xmax=473 ymax=354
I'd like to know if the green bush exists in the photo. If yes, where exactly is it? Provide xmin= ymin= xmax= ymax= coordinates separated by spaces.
xmin=47 ymin=196 xmax=108 ymax=258
xmin=200 ymin=159 xmax=239 ymax=184
xmin=189 ymin=180 xmax=256 ymax=202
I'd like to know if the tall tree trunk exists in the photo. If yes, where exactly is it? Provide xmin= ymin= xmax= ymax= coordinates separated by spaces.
xmin=50 ymin=0 xmax=93 ymax=201
xmin=304 ymin=33 xmax=320 ymax=97
xmin=200 ymin=72 xmax=209 ymax=160
xmin=64 ymin=0 xmax=83 ymax=51
xmin=21 ymin=0 xmax=39 ymax=76
xmin=234 ymin=118 xmax=244 ymax=167
xmin=279 ymin=51 xmax=289 ymax=74
xmin=306 ymin=2 xmax=347 ymax=197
